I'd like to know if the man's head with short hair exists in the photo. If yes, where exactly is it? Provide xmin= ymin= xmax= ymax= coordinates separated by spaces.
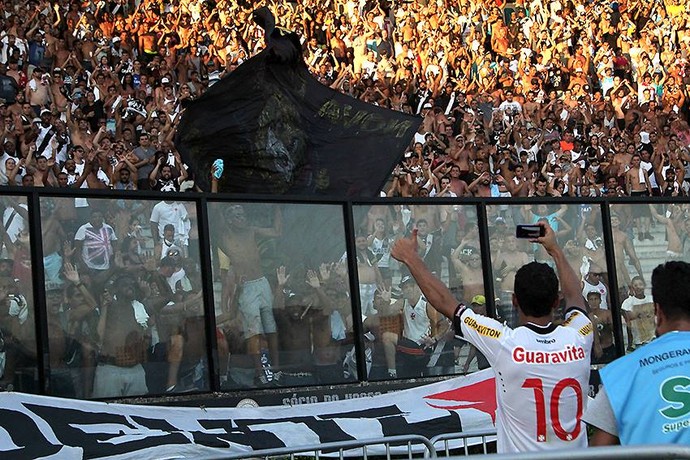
xmin=57 ymin=172 xmax=69 ymax=187
xmin=36 ymin=156 xmax=48 ymax=171
xmin=159 ymin=256 xmax=177 ymax=276
xmin=224 ymin=204 xmax=247 ymax=228
xmin=162 ymin=224 xmax=176 ymax=242
xmin=652 ymin=262 xmax=690 ymax=332
xmin=399 ymin=275 xmax=421 ymax=301
xmin=416 ymin=218 xmax=429 ymax=236
xmin=586 ymin=290 xmax=602 ymax=308
xmin=534 ymin=176 xmax=549 ymax=195
xmin=474 ymin=158 xmax=486 ymax=172
xmin=21 ymin=174 xmax=35 ymax=187
xmin=514 ymin=262 xmax=560 ymax=318
xmin=119 ymin=167 xmax=131 ymax=182
xmin=160 ymin=164 xmax=174 ymax=180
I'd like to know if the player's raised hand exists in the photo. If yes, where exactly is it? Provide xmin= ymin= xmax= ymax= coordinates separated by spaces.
xmin=391 ymin=228 xmax=419 ymax=264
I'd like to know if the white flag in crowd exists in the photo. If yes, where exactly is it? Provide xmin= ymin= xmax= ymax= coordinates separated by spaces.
xmin=0 ymin=370 xmax=496 ymax=459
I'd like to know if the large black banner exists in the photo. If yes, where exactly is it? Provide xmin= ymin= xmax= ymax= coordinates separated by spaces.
xmin=176 ymin=16 xmax=419 ymax=197
xmin=0 ymin=372 xmax=496 ymax=459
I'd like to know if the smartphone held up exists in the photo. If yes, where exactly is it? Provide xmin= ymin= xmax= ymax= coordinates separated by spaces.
xmin=515 ymin=224 xmax=545 ymax=239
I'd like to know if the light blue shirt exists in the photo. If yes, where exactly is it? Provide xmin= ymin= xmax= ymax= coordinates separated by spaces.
xmin=600 ymin=331 xmax=690 ymax=445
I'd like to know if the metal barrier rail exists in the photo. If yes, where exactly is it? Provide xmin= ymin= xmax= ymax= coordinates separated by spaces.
xmin=197 ymin=434 xmax=438 ymax=459
xmin=446 ymin=445 xmax=690 ymax=459
xmin=430 ymin=432 xmax=690 ymax=460
xmin=193 ymin=431 xmax=690 ymax=460
xmin=430 ymin=429 xmax=498 ymax=456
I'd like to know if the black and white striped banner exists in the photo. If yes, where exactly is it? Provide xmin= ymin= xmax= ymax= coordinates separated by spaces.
xmin=0 ymin=370 xmax=496 ymax=459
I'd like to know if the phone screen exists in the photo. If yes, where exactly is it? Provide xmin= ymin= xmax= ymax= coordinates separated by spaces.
xmin=515 ymin=224 xmax=545 ymax=239
xmin=106 ymin=119 xmax=116 ymax=134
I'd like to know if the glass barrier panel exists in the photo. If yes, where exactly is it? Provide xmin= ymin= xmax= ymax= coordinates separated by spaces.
xmin=0 ymin=195 xmax=38 ymax=393
xmin=208 ymin=202 xmax=351 ymax=389
xmin=487 ymin=203 xmax=617 ymax=364
xmin=40 ymin=197 xmax=207 ymax=398
xmin=609 ymin=203 xmax=681 ymax=355
xmin=353 ymin=203 xmax=485 ymax=380
xmin=24 ymin=194 xmax=680 ymax=396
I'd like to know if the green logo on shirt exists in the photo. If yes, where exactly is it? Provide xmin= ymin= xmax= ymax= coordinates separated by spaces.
xmin=660 ymin=376 xmax=690 ymax=419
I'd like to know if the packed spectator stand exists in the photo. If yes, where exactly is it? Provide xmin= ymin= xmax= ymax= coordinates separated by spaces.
xmin=0 ymin=0 xmax=690 ymax=401
xmin=0 ymin=0 xmax=688 ymax=196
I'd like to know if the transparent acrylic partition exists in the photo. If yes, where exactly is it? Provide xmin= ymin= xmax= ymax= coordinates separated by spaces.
xmin=208 ymin=202 xmax=352 ymax=389
xmin=0 ymin=195 xmax=38 ymax=393
xmin=609 ymin=203 xmax=683 ymax=355
xmin=488 ymin=203 xmax=616 ymax=364
xmin=353 ymin=203 xmax=487 ymax=380
xmin=41 ymin=197 xmax=206 ymax=398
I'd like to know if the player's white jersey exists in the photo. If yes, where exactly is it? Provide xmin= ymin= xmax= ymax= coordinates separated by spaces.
xmin=453 ymin=305 xmax=593 ymax=453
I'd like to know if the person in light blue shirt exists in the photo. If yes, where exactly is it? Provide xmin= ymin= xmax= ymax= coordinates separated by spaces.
xmin=582 ymin=261 xmax=690 ymax=445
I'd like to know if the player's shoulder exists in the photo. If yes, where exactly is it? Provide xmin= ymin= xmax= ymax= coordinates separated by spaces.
xmin=562 ymin=306 xmax=590 ymax=323
xmin=559 ymin=307 xmax=593 ymax=338
xmin=455 ymin=305 xmax=507 ymax=340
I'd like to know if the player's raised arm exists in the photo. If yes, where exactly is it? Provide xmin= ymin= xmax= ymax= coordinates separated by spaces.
xmin=391 ymin=229 xmax=459 ymax=319
xmin=532 ymin=221 xmax=586 ymax=310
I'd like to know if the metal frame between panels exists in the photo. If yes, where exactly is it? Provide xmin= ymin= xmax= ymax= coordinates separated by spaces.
xmin=26 ymin=192 xmax=48 ymax=393
xmin=1 ymin=187 xmax=687 ymax=403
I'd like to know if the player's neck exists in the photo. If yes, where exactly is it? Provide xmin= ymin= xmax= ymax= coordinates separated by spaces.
xmin=520 ymin=312 xmax=553 ymax=327
xmin=657 ymin=319 xmax=690 ymax=336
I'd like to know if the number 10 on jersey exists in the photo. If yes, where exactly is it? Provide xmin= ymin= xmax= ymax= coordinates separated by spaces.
xmin=522 ymin=378 xmax=583 ymax=442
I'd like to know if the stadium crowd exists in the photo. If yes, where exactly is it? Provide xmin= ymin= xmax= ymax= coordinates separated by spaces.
xmin=0 ymin=0 xmax=688 ymax=196
xmin=1 ymin=0 xmax=690 ymax=403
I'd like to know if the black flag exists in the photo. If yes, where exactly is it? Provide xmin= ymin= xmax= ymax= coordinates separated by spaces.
xmin=175 ymin=8 xmax=420 ymax=198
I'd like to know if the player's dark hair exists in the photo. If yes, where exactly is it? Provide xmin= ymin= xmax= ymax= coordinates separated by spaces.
xmin=514 ymin=262 xmax=559 ymax=317
xmin=652 ymin=261 xmax=690 ymax=322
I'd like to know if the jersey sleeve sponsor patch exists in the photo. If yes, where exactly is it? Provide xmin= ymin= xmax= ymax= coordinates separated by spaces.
xmin=560 ymin=310 xmax=594 ymax=347
xmin=463 ymin=315 xmax=502 ymax=339
xmin=578 ymin=322 xmax=593 ymax=337
xmin=562 ymin=309 xmax=592 ymax=334
xmin=454 ymin=306 xmax=507 ymax=363
xmin=561 ymin=310 xmax=580 ymax=327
